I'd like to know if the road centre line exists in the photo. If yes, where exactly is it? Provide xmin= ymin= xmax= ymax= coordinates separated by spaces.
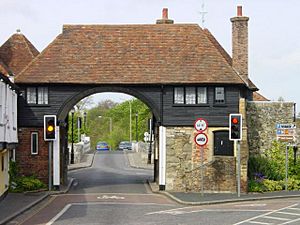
xmin=233 ymin=203 xmax=298 ymax=225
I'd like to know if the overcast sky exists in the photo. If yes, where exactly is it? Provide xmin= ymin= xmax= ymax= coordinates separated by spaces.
xmin=0 ymin=0 xmax=299 ymax=113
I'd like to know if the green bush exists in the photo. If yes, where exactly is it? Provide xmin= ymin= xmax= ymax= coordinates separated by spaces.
xmin=248 ymin=179 xmax=264 ymax=192
xmin=262 ymin=179 xmax=283 ymax=192
xmin=248 ymin=155 xmax=283 ymax=181
xmin=287 ymin=177 xmax=300 ymax=190
xmin=9 ymin=161 xmax=46 ymax=193
xmin=10 ymin=176 xmax=46 ymax=193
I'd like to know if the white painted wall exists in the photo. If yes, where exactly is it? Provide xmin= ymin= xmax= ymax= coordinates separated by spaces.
xmin=0 ymin=79 xmax=18 ymax=144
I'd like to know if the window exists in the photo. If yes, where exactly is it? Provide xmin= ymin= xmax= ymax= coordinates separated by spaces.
xmin=197 ymin=87 xmax=207 ymax=104
xmin=174 ymin=87 xmax=207 ymax=105
xmin=31 ymin=132 xmax=39 ymax=155
xmin=185 ymin=87 xmax=196 ymax=104
xmin=174 ymin=87 xmax=184 ymax=104
xmin=38 ymin=87 xmax=48 ymax=104
xmin=214 ymin=131 xmax=233 ymax=156
xmin=215 ymin=87 xmax=225 ymax=103
xmin=12 ymin=92 xmax=16 ymax=128
xmin=26 ymin=87 xmax=48 ymax=104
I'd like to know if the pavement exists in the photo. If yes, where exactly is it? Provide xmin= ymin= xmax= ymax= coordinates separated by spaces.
xmin=1 ymin=150 xmax=300 ymax=224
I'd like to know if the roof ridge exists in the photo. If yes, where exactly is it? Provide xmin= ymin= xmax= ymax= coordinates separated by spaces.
xmin=20 ymin=34 xmax=36 ymax=59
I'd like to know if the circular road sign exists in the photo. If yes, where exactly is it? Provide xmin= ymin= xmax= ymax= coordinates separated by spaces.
xmin=194 ymin=118 xmax=208 ymax=132
xmin=194 ymin=133 xmax=208 ymax=147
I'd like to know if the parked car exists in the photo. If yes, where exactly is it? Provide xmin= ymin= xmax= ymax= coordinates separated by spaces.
xmin=96 ymin=141 xmax=109 ymax=151
xmin=118 ymin=141 xmax=132 ymax=150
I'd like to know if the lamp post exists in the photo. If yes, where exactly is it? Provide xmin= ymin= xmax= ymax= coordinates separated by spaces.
xmin=83 ymin=111 xmax=87 ymax=132
xmin=135 ymin=112 xmax=138 ymax=142
xmin=129 ymin=100 xmax=132 ymax=143
xmin=70 ymin=108 xmax=75 ymax=164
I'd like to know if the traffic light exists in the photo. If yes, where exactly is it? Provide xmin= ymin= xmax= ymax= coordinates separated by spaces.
xmin=229 ymin=114 xmax=242 ymax=141
xmin=44 ymin=115 xmax=57 ymax=141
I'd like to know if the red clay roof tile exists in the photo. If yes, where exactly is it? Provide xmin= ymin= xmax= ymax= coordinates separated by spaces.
xmin=16 ymin=24 xmax=246 ymax=85
xmin=0 ymin=33 xmax=39 ymax=75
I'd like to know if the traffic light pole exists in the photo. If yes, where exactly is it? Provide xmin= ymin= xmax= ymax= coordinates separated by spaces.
xmin=48 ymin=141 xmax=53 ymax=191
xmin=236 ymin=140 xmax=241 ymax=198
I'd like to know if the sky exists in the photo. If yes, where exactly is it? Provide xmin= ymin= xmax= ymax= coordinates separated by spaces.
xmin=0 ymin=0 xmax=299 ymax=112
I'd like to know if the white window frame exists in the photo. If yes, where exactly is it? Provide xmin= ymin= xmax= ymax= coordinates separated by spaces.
xmin=185 ymin=87 xmax=196 ymax=104
xmin=31 ymin=132 xmax=39 ymax=155
xmin=215 ymin=87 xmax=225 ymax=103
xmin=197 ymin=87 xmax=207 ymax=104
xmin=27 ymin=87 xmax=37 ymax=104
xmin=26 ymin=87 xmax=48 ymax=104
xmin=37 ymin=87 xmax=48 ymax=104
xmin=174 ymin=87 xmax=184 ymax=104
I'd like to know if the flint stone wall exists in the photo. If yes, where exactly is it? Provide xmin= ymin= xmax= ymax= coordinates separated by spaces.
xmin=247 ymin=101 xmax=295 ymax=154
xmin=165 ymin=127 xmax=236 ymax=193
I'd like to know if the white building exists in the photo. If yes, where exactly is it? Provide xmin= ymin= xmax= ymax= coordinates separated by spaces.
xmin=0 ymin=73 xmax=18 ymax=199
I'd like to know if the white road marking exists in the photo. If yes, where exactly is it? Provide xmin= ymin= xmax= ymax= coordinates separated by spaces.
xmin=247 ymin=221 xmax=271 ymax=225
xmin=263 ymin=215 xmax=290 ymax=221
xmin=289 ymin=207 xmax=300 ymax=211
xmin=146 ymin=207 xmax=270 ymax=216
xmin=233 ymin=203 xmax=298 ymax=225
xmin=281 ymin=217 xmax=300 ymax=224
xmin=46 ymin=204 xmax=72 ymax=225
xmin=97 ymin=195 xmax=125 ymax=200
xmin=276 ymin=211 xmax=300 ymax=216
xmin=236 ymin=204 xmax=267 ymax=207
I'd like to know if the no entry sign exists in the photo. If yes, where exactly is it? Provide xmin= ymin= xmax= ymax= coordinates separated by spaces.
xmin=194 ymin=118 xmax=208 ymax=132
xmin=194 ymin=133 xmax=208 ymax=146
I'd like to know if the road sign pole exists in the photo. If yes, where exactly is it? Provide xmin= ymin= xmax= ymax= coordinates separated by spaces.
xmin=236 ymin=140 xmax=241 ymax=198
xmin=200 ymin=146 xmax=204 ymax=197
xmin=285 ymin=144 xmax=289 ymax=191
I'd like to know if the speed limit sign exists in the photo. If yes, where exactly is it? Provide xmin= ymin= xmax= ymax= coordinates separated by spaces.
xmin=194 ymin=133 xmax=208 ymax=146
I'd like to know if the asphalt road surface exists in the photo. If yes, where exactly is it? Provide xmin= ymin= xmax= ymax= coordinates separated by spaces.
xmin=12 ymin=151 xmax=300 ymax=225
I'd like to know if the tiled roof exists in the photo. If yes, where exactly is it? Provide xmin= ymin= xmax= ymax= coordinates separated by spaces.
xmin=253 ymin=92 xmax=269 ymax=101
xmin=0 ymin=60 xmax=12 ymax=76
xmin=0 ymin=33 xmax=39 ymax=75
xmin=16 ymin=24 xmax=246 ymax=85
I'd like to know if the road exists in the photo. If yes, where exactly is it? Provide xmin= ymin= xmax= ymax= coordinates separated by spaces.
xmin=10 ymin=151 xmax=300 ymax=225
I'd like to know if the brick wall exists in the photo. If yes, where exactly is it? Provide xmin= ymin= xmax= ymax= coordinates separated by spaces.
xmin=16 ymin=127 xmax=49 ymax=184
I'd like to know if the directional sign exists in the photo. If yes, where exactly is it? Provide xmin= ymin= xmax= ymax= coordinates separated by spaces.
xmin=276 ymin=123 xmax=296 ymax=142
xmin=194 ymin=133 xmax=208 ymax=146
xmin=194 ymin=118 xmax=208 ymax=132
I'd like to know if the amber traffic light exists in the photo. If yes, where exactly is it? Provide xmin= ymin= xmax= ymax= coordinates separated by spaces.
xmin=229 ymin=114 xmax=242 ymax=141
xmin=44 ymin=115 xmax=56 ymax=141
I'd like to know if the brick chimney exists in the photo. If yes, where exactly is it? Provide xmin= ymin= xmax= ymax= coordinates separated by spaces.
xmin=156 ymin=8 xmax=174 ymax=24
xmin=231 ymin=6 xmax=249 ymax=81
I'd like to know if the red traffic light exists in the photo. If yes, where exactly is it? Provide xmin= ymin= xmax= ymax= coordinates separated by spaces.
xmin=232 ymin=117 xmax=239 ymax=124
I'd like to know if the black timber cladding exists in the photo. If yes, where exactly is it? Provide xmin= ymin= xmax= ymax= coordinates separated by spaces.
xmin=17 ymin=84 xmax=242 ymax=128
